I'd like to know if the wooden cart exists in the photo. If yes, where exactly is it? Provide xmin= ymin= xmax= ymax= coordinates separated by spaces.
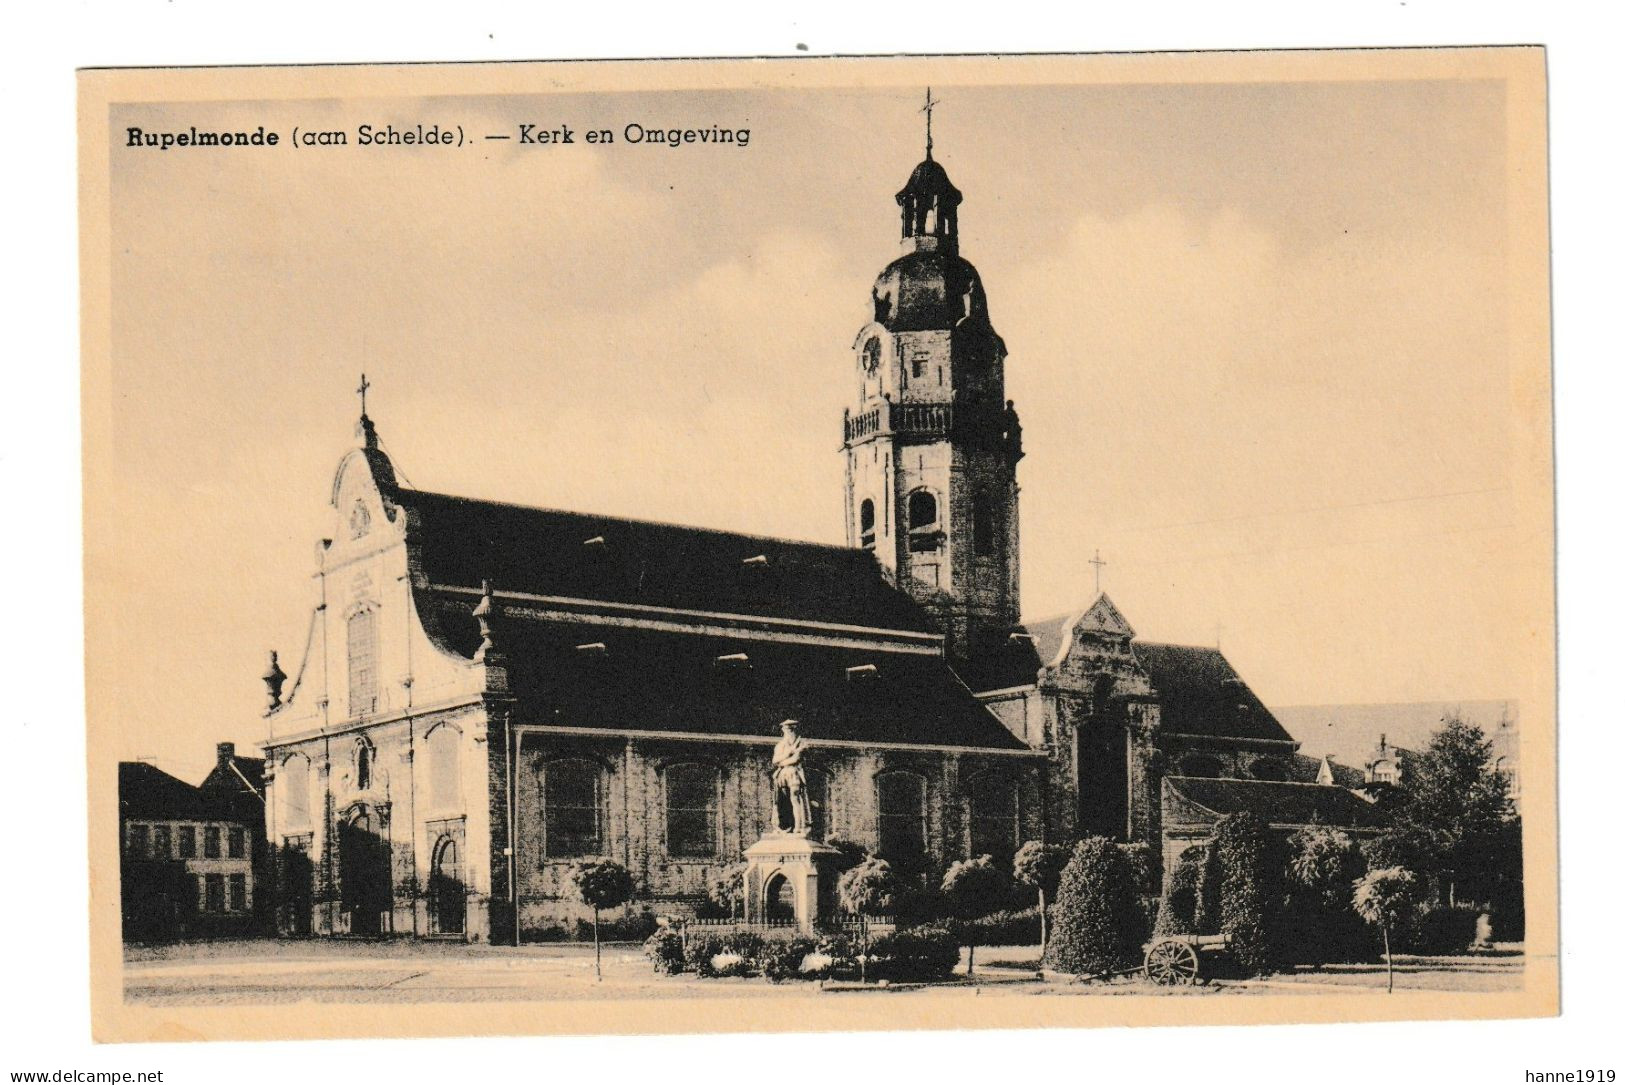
xmin=1142 ymin=933 xmax=1232 ymax=985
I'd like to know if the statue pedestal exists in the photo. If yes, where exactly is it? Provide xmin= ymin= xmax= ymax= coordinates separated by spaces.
xmin=742 ymin=833 xmax=843 ymax=935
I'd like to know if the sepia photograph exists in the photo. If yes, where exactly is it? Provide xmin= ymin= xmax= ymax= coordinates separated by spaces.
xmin=78 ymin=47 xmax=1554 ymax=1044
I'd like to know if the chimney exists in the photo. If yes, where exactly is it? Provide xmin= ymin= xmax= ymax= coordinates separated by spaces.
xmin=217 ymin=742 xmax=235 ymax=769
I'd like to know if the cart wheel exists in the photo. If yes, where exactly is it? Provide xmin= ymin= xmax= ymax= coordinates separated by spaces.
xmin=1144 ymin=939 xmax=1200 ymax=985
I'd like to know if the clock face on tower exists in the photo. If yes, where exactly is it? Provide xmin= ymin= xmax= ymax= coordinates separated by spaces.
xmin=861 ymin=335 xmax=882 ymax=375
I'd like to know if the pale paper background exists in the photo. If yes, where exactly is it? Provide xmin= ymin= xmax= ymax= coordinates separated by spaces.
xmin=79 ymin=47 xmax=1554 ymax=1043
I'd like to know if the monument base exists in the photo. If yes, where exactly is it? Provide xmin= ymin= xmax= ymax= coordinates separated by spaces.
xmin=741 ymin=832 xmax=844 ymax=934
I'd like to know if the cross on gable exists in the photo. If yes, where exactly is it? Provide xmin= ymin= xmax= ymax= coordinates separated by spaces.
xmin=356 ymin=372 xmax=371 ymax=416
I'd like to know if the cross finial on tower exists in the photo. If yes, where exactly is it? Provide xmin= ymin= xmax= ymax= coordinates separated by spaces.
xmin=921 ymin=87 xmax=939 ymax=159
xmin=356 ymin=372 xmax=372 ymax=418
xmin=1089 ymin=548 xmax=1107 ymax=594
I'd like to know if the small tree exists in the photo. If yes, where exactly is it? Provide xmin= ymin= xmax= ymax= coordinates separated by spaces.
xmin=1013 ymin=841 xmax=1070 ymax=954
xmin=837 ymin=857 xmax=901 ymax=984
xmin=707 ymin=861 xmax=748 ymax=919
xmin=1353 ymin=867 xmax=1428 ymax=993
xmin=941 ymin=855 xmax=1012 ymax=976
xmin=571 ymin=860 xmax=634 ymax=981
xmin=1044 ymin=837 xmax=1142 ymax=976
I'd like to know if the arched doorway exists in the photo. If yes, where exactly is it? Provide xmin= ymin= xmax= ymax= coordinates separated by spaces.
xmin=763 ymin=872 xmax=796 ymax=923
xmin=428 ymin=836 xmax=465 ymax=936
xmin=338 ymin=806 xmax=390 ymax=936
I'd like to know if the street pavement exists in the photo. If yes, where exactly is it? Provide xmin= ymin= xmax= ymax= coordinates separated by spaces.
xmin=123 ymin=940 xmax=1524 ymax=1005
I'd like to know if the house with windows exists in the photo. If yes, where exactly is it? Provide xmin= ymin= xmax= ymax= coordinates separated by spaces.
xmin=255 ymin=130 xmax=1382 ymax=943
xmin=118 ymin=744 xmax=265 ymax=940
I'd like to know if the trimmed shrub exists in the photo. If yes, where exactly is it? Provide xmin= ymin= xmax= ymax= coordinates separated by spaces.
xmin=759 ymin=936 xmax=820 ymax=982
xmin=869 ymin=924 xmax=961 ymax=982
xmin=1154 ymin=847 xmax=1204 ymax=936
xmin=642 ymin=929 xmax=684 ymax=974
xmin=722 ymin=930 xmax=766 ymax=964
xmin=957 ymin=905 xmax=1045 ymax=947
xmin=1211 ymin=812 xmax=1287 ymax=976
xmin=684 ymin=932 xmax=727 ymax=976
xmin=1120 ymin=842 xmax=1158 ymax=898
xmin=1044 ymin=837 xmax=1144 ymax=976
xmin=1412 ymin=904 xmax=1480 ymax=955
xmin=572 ymin=906 xmax=659 ymax=944
xmin=1195 ymin=841 xmax=1224 ymax=934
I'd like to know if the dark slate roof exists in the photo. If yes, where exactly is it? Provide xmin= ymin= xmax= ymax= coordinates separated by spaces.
xmin=1134 ymin=643 xmax=1296 ymax=744
xmin=872 ymin=249 xmax=993 ymax=333
xmin=897 ymin=157 xmax=963 ymax=204
xmin=119 ymin=762 xmax=213 ymax=821
xmin=202 ymin=755 xmax=265 ymax=792
xmin=399 ymin=489 xmax=935 ymax=642
xmin=1290 ymin=752 xmax=1366 ymax=789
xmin=1020 ymin=613 xmax=1077 ymax=669
xmin=1165 ymin=776 xmax=1388 ymax=830
xmin=483 ymin=621 xmax=1030 ymax=751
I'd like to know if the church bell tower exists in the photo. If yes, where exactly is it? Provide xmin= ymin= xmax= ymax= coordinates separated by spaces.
xmin=842 ymin=99 xmax=1023 ymax=666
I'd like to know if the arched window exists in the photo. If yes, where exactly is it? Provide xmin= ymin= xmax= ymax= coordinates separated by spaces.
xmin=280 ymin=754 xmax=311 ymax=829
xmin=1249 ymin=758 xmax=1288 ymax=782
xmin=973 ymin=492 xmax=997 ymax=557
xmin=1372 ymin=759 xmax=1399 ymax=785
xmin=354 ymin=737 xmax=375 ymax=791
xmin=347 ymin=608 xmax=379 ymax=718
xmin=861 ymin=336 xmax=881 ymax=374
xmin=664 ymin=763 xmax=719 ymax=858
xmin=1178 ymin=755 xmax=1224 ymax=779
xmin=876 ymin=771 xmax=928 ymax=870
xmin=859 ymin=499 xmax=876 ymax=551
xmin=425 ymin=725 xmax=460 ymax=810
xmin=969 ymin=774 xmax=1021 ymax=863
xmin=542 ymin=759 xmax=604 ymax=858
xmin=907 ymin=490 xmax=939 ymax=553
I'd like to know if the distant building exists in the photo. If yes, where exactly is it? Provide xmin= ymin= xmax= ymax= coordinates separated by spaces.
xmin=118 ymin=744 xmax=267 ymax=940
xmin=1274 ymin=700 xmax=1520 ymax=811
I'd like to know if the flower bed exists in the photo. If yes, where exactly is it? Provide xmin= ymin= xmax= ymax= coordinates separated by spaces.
xmin=641 ymin=924 xmax=960 ymax=983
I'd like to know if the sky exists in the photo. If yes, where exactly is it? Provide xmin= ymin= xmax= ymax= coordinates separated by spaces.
xmin=102 ymin=75 xmax=1531 ymax=781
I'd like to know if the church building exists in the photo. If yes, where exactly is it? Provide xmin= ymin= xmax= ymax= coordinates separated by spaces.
xmin=257 ymin=122 xmax=1382 ymax=942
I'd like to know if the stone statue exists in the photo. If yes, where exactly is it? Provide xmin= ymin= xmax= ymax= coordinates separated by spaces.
xmin=771 ymin=719 xmax=811 ymax=835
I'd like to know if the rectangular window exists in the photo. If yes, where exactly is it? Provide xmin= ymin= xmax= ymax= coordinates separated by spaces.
xmin=543 ymin=760 xmax=603 ymax=858
xmin=127 ymin=824 xmax=148 ymax=858
xmin=877 ymin=773 xmax=928 ymax=871
xmin=152 ymin=825 xmax=171 ymax=858
xmin=228 ymin=874 xmax=247 ymax=912
xmin=178 ymin=826 xmax=196 ymax=858
xmin=665 ymin=764 xmax=719 ymax=858
xmin=204 ymin=826 xmax=221 ymax=859
xmin=912 ymin=354 xmax=927 ymax=379
xmin=348 ymin=609 xmax=379 ymax=718
xmin=204 ymin=873 xmax=226 ymax=913
xmin=228 ymin=827 xmax=246 ymax=859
